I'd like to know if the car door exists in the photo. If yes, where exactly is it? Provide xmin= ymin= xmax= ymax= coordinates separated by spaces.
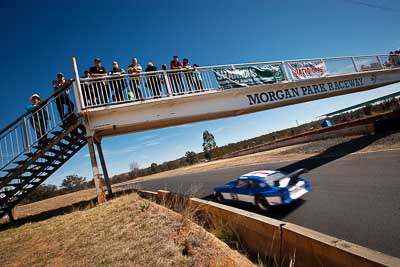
xmin=230 ymin=179 xmax=252 ymax=204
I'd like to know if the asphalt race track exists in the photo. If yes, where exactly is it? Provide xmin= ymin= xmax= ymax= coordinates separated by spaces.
xmin=124 ymin=148 xmax=400 ymax=257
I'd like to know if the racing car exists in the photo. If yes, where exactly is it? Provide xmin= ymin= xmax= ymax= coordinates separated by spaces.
xmin=214 ymin=168 xmax=312 ymax=211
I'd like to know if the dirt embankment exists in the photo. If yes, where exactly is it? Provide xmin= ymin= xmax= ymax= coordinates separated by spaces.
xmin=0 ymin=194 xmax=254 ymax=267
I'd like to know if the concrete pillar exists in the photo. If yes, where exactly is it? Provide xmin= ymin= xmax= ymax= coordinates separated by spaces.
xmin=87 ymin=137 xmax=107 ymax=204
xmin=96 ymin=142 xmax=113 ymax=198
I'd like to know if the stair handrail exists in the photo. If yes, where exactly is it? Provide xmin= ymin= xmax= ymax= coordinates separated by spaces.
xmin=0 ymin=82 xmax=77 ymax=171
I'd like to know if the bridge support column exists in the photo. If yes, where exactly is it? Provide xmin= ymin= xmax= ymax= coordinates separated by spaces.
xmin=96 ymin=142 xmax=113 ymax=198
xmin=87 ymin=137 xmax=107 ymax=204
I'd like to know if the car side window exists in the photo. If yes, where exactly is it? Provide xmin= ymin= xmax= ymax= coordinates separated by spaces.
xmin=235 ymin=179 xmax=249 ymax=189
xmin=249 ymin=180 xmax=258 ymax=189
xmin=257 ymin=182 xmax=267 ymax=188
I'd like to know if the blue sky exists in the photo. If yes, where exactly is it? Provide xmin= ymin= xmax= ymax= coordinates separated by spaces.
xmin=0 ymin=0 xmax=399 ymax=185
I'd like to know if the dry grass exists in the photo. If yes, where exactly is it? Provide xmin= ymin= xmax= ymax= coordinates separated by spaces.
xmin=0 ymin=193 xmax=255 ymax=267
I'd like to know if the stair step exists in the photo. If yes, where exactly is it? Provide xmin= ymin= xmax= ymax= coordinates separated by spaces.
xmin=33 ymin=161 xmax=59 ymax=168
xmin=3 ymin=167 xmax=20 ymax=173
xmin=51 ymin=130 xmax=64 ymax=137
xmin=14 ymin=160 xmax=27 ymax=166
xmin=24 ymin=151 xmax=34 ymax=157
xmin=48 ymin=148 xmax=61 ymax=154
xmin=40 ymin=155 xmax=58 ymax=161
xmin=56 ymin=142 xmax=72 ymax=149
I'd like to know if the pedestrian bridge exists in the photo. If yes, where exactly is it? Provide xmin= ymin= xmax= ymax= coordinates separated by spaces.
xmin=73 ymin=54 xmax=400 ymax=138
xmin=1 ymin=54 xmax=400 ymax=218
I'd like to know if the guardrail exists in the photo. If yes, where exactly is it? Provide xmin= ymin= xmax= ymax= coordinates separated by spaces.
xmin=0 ymin=84 xmax=78 ymax=171
xmin=76 ymin=54 xmax=400 ymax=109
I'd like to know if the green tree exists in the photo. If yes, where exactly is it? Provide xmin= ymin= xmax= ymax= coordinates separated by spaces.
xmin=185 ymin=151 xmax=199 ymax=165
xmin=150 ymin=163 xmax=159 ymax=173
xmin=21 ymin=184 xmax=59 ymax=204
xmin=61 ymin=175 xmax=87 ymax=192
xmin=129 ymin=161 xmax=140 ymax=178
xmin=203 ymin=130 xmax=217 ymax=160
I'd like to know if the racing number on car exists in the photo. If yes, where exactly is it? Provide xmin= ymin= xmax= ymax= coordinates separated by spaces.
xmin=230 ymin=193 xmax=239 ymax=201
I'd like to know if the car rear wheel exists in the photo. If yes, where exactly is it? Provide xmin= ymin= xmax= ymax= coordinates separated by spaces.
xmin=215 ymin=192 xmax=224 ymax=203
xmin=255 ymin=196 xmax=270 ymax=212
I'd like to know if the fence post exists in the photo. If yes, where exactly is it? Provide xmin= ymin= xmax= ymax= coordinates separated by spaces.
xmin=163 ymin=71 xmax=173 ymax=96
xmin=351 ymin=57 xmax=358 ymax=72
xmin=71 ymin=57 xmax=85 ymax=112
xmin=22 ymin=117 xmax=30 ymax=153
xmin=376 ymin=56 xmax=384 ymax=69
xmin=281 ymin=61 xmax=291 ymax=81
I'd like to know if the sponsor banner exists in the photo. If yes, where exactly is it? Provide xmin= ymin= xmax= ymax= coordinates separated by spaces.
xmin=287 ymin=60 xmax=327 ymax=80
xmin=213 ymin=65 xmax=285 ymax=89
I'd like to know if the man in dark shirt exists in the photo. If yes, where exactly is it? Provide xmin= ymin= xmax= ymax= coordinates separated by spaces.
xmin=145 ymin=62 xmax=162 ymax=98
xmin=89 ymin=58 xmax=108 ymax=104
xmin=89 ymin=58 xmax=107 ymax=77
xmin=52 ymin=72 xmax=75 ymax=122
xmin=109 ymin=61 xmax=126 ymax=102
xmin=170 ymin=56 xmax=185 ymax=94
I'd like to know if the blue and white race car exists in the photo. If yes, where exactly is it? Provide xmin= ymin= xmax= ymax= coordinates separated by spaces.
xmin=214 ymin=168 xmax=312 ymax=211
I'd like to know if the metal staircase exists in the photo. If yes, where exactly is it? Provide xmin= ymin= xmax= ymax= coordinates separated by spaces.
xmin=0 ymin=84 xmax=86 ymax=220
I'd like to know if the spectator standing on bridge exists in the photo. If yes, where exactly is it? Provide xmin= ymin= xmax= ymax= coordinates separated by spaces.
xmin=395 ymin=50 xmax=400 ymax=66
xmin=183 ymin=58 xmax=195 ymax=93
xmin=145 ymin=62 xmax=162 ymax=98
xmin=26 ymin=94 xmax=49 ymax=147
xmin=193 ymin=64 xmax=204 ymax=91
xmin=388 ymin=52 xmax=397 ymax=67
xmin=170 ymin=56 xmax=185 ymax=94
xmin=127 ymin=58 xmax=143 ymax=101
xmin=109 ymin=61 xmax=126 ymax=102
xmin=52 ymin=73 xmax=75 ymax=123
xmin=89 ymin=58 xmax=108 ymax=104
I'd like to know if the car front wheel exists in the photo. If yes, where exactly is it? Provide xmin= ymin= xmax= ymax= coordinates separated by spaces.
xmin=255 ymin=196 xmax=270 ymax=212
xmin=215 ymin=192 xmax=224 ymax=203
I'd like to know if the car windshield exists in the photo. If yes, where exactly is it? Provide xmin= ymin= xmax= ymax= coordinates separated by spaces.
xmin=263 ymin=172 xmax=286 ymax=186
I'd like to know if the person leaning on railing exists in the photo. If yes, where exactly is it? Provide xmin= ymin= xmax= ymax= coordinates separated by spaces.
xmin=108 ymin=61 xmax=127 ymax=103
xmin=52 ymin=72 xmax=75 ymax=124
xmin=170 ymin=56 xmax=185 ymax=94
xmin=193 ymin=64 xmax=204 ymax=92
xmin=26 ymin=94 xmax=49 ymax=147
xmin=89 ymin=58 xmax=108 ymax=104
xmin=127 ymin=57 xmax=143 ymax=101
xmin=182 ymin=58 xmax=195 ymax=93
xmin=145 ymin=62 xmax=162 ymax=98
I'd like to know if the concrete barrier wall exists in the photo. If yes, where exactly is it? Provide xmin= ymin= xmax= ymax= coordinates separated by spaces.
xmin=135 ymin=189 xmax=400 ymax=267
xmin=190 ymin=198 xmax=283 ymax=262
xmin=281 ymin=223 xmax=400 ymax=267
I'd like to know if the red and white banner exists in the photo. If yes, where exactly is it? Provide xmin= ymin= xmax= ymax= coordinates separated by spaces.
xmin=287 ymin=60 xmax=327 ymax=80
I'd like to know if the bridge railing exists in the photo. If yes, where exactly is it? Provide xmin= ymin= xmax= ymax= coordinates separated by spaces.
xmin=0 ymin=84 xmax=78 ymax=171
xmin=76 ymin=54 xmax=400 ymax=109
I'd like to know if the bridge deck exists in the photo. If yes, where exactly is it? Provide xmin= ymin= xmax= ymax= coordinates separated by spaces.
xmin=71 ymin=55 xmax=400 ymax=138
